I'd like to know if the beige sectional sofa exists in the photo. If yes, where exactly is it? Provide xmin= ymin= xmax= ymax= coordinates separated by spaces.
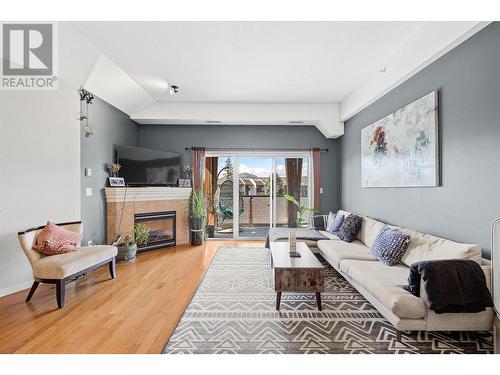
xmin=317 ymin=210 xmax=494 ymax=334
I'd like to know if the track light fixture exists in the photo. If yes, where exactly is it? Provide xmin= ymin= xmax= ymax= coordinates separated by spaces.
xmin=169 ymin=84 xmax=179 ymax=95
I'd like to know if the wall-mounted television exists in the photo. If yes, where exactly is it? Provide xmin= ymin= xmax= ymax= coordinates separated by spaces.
xmin=116 ymin=145 xmax=181 ymax=186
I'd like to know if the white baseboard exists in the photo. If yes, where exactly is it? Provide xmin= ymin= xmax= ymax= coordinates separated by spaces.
xmin=0 ymin=280 xmax=33 ymax=297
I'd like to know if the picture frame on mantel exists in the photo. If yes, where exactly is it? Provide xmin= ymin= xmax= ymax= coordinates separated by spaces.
xmin=108 ymin=177 xmax=125 ymax=187
xmin=178 ymin=178 xmax=191 ymax=188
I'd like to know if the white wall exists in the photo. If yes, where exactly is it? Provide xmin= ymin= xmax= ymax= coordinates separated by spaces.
xmin=339 ymin=22 xmax=489 ymax=121
xmin=132 ymin=102 xmax=344 ymax=139
xmin=0 ymin=23 xmax=100 ymax=296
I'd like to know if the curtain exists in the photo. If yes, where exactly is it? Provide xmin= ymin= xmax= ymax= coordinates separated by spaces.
xmin=285 ymin=158 xmax=303 ymax=227
xmin=204 ymin=157 xmax=218 ymax=226
xmin=311 ymin=148 xmax=321 ymax=211
xmin=191 ymin=147 xmax=206 ymax=190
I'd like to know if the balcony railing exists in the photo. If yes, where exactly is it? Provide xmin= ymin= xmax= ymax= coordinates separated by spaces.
xmin=236 ymin=194 xmax=309 ymax=226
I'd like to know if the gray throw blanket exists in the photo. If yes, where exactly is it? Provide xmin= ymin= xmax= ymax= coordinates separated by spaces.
xmin=265 ymin=228 xmax=328 ymax=248
xmin=404 ymin=260 xmax=493 ymax=314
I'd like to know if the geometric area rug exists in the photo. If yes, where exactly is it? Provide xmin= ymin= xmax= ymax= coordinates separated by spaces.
xmin=162 ymin=247 xmax=493 ymax=354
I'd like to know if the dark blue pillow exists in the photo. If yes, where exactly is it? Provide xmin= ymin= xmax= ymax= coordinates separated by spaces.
xmin=327 ymin=213 xmax=344 ymax=234
xmin=371 ymin=225 xmax=410 ymax=266
xmin=337 ymin=214 xmax=362 ymax=242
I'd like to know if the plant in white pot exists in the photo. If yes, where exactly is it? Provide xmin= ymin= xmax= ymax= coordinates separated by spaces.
xmin=190 ymin=189 xmax=206 ymax=246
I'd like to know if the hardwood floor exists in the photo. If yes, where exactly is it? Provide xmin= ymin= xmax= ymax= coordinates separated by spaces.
xmin=0 ymin=240 xmax=263 ymax=354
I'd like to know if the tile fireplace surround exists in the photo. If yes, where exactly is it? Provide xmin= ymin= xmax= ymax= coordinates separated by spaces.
xmin=105 ymin=187 xmax=191 ymax=247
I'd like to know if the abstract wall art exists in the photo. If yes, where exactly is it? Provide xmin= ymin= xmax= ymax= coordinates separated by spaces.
xmin=361 ymin=91 xmax=439 ymax=187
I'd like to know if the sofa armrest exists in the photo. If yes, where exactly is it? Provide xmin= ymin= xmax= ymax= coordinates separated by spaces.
xmin=481 ymin=264 xmax=492 ymax=291
xmin=419 ymin=263 xmax=492 ymax=307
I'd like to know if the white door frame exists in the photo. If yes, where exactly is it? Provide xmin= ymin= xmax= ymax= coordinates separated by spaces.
xmin=206 ymin=150 xmax=311 ymax=240
xmin=224 ymin=150 xmax=314 ymax=240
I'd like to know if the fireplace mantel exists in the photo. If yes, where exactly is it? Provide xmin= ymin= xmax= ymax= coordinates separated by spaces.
xmin=104 ymin=187 xmax=192 ymax=203
xmin=105 ymin=187 xmax=191 ymax=246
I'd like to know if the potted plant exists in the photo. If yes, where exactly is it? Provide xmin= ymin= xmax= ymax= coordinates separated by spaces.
xmin=134 ymin=223 xmax=149 ymax=248
xmin=284 ymin=194 xmax=319 ymax=227
xmin=107 ymin=163 xmax=121 ymax=177
xmin=190 ymin=189 xmax=206 ymax=246
xmin=115 ymin=223 xmax=149 ymax=263
xmin=116 ymin=235 xmax=137 ymax=263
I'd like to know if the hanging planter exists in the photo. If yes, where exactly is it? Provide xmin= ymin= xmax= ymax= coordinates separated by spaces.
xmin=78 ymin=88 xmax=95 ymax=137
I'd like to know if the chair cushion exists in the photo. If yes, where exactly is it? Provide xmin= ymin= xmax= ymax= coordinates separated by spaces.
xmin=32 ymin=221 xmax=81 ymax=255
xmin=371 ymin=225 xmax=410 ymax=266
xmin=33 ymin=245 xmax=117 ymax=279
xmin=337 ymin=214 xmax=363 ymax=242
xmin=317 ymin=239 xmax=377 ymax=268
xmin=339 ymin=259 xmax=427 ymax=319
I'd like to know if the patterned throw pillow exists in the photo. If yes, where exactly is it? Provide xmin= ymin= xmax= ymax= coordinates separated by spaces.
xmin=32 ymin=221 xmax=81 ymax=255
xmin=337 ymin=214 xmax=362 ymax=242
xmin=310 ymin=214 xmax=328 ymax=231
xmin=371 ymin=225 xmax=410 ymax=266
xmin=327 ymin=213 xmax=344 ymax=234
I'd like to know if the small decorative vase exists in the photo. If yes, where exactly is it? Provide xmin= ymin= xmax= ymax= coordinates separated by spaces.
xmin=289 ymin=231 xmax=301 ymax=257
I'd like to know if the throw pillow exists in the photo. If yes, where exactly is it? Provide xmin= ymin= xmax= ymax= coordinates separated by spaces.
xmin=326 ymin=211 xmax=336 ymax=228
xmin=327 ymin=213 xmax=344 ymax=234
xmin=337 ymin=214 xmax=362 ymax=242
xmin=310 ymin=214 xmax=328 ymax=231
xmin=32 ymin=221 xmax=81 ymax=255
xmin=371 ymin=225 xmax=410 ymax=266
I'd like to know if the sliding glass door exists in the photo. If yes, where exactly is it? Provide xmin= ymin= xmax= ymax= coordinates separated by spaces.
xmin=206 ymin=152 xmax=311 ymax=240
xmin=237 ymin=156 xmax=273 ymax=238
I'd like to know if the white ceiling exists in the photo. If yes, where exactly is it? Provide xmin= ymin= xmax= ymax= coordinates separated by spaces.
xmin=72 ymin=21 xmax=425 ymax=103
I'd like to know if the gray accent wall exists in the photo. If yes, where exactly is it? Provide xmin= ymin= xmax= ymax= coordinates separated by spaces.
xmin=139 ymin=125 xmax=340 ymax=214
xmin=340 ymin=22 xmax=500 ymax=257
xmin=80 ymin=96 xmax=139 ymax=245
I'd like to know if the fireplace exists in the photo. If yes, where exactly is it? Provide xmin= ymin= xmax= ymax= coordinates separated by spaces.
xmin=134 ymin=211 xmax=176 ymax=251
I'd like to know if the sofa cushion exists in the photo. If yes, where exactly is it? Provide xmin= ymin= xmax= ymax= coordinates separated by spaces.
xmin=33 ymin=245 xmax=118 ymax=279
xmin=339 ymin=259 xmax=427 ymax=319
xmin=317 ymin=239 xmax=377 ymax=268
xmin=358 ymin=216 xmax=386 ymax=248
xmin=336 ymin=210 xmax=352 ymax=218
xmin=337 ymin=214 xmax=363 ymax=242
xmin=371 ymin=225 xmax=410 ymax=266
xmin=327 ymin=211 xmax=336 ymax=227
xmin=399 ymin=227 xmax=482 ymax=267
xmin=327 ymin=213 xmax=344 ymax=234
xmin=319 ymin=231 xmax=340 ymax=240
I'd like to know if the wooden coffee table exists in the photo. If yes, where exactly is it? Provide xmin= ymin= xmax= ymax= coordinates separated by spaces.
xmin=270 ymin=241 xmax=325 ymax=311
